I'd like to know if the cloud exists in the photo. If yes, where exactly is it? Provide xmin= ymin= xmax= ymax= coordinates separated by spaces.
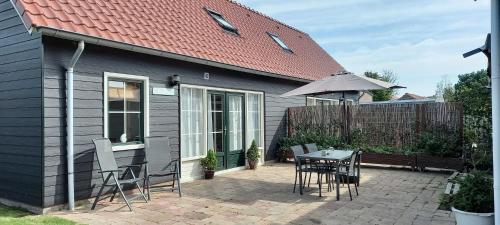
xmin=236 ymin=0 xmax=491 ymax=96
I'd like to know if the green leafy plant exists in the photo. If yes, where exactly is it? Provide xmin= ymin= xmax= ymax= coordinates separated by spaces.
xmin=200 ymin=149 xmax=217 ymax=171
xmin=464 ymin=116 xmax=492 ymax=171
xmin=451 ymin=171 xmax=494 ymax=213
xmin=247 ymin=140 xmax=260 ymax=161
xmin=415 ymin=128 xmax=461 ymax=157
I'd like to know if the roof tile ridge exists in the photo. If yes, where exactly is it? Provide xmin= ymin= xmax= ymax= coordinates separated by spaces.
xmin=226 ymin=0 xmax=309 ymax=36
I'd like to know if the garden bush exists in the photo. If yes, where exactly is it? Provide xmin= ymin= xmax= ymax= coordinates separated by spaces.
xmin=415 ymin=128 xmax=461 ymax=157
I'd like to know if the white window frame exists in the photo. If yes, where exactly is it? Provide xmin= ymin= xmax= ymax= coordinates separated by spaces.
xmin=180 ymin=86 xmax=208 ymax=161
xmin=306 ymin=97 xmax=340 ymax=106
xmin=245 ymin=92 xmax=265 ymax=163
xmin=180 ymin=84 xmax=265 ymax=162
xmin=104 ymin=72 xmax=149 ymax=151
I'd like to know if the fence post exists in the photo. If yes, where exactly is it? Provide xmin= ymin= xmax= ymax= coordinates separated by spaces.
xmin=287 ymin=108 xmax=291 ymax=137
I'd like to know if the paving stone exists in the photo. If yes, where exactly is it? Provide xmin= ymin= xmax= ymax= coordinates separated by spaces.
xmin=51 ymin=164 xmax=450 ymax=225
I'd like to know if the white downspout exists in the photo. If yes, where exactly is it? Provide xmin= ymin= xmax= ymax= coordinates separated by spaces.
xmin=491 ymin=1 xmax=499 ymax=224
xmin=66 ymin=41 xmax=85 ymax=211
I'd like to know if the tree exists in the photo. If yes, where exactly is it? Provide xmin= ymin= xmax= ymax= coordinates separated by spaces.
xmin=364 ymin=70 xmax=399 ymax=101
xmin=453 ymin=70 xmax=490 ymax=118
xmin=435 ymin=76 xmax=455 ymax=102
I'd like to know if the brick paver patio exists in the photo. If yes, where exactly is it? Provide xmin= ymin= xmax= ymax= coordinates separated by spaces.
xmin=53 ymin=163 xmax=455 ymax=225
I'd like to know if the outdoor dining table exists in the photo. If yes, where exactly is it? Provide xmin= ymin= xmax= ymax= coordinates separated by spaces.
xmin=297 ymin=149 xmax=353 ymax=200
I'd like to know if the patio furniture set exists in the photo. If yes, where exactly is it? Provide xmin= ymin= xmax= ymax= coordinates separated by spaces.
xmin=91 ymin=137 xmax=182 ymax=211
xmin=291 ymin=143 xmax=361 ymax=199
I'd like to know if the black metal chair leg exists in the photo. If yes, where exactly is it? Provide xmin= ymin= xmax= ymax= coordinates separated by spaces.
xmin=303 ymin=172 xmax=308 ymax=189
xmin=307 ymin=172 xmax=312 ymax=187
xmin=171 ymin=174 xmax=176 ymax=192
xmin=143 ymin=177 xmax=147 ymax=198
xmin=293 ymin=170 xmax=298 ymax=193
xmin=110 ymin=186 xmax=119 ymax=202
xmin=134 ymin=181 xmax=148 ymax=203
xmin=91 ymin=183 xmax=106 ymax=210
xmin=327 ymin=174 xmax=331 ymax=192
xmin=113 ymin=177 xmax=133 ymax=211
xmin=318 ymin=174 xmax=322 ymax=197
xmin=347 ymin=176 xmax=352 ymax=201
xmin=176 ymin=173 xmax=182 ymax=197
xmin=92 ymin=174 xmax=112 ymax=210
xmin=355 ymin=178 xmax=359 ymax=196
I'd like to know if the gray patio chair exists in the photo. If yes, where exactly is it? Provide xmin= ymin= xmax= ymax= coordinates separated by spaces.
xmin=91 ymin=138 xmax=148 ymax=211
xmin=304 ymin=143 xmax=319 ymax=153
xmin=144 ymin=136 xmax=181 ymax=200
xmin=304 ymin=143 xmax=322 ymax=187
xmin=337 ymin=151 xmax=360 ymax=200
xmin=291 ymin=145 xmax=315 ymax=193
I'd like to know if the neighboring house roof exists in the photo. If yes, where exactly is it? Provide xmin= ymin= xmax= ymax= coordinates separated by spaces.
xmin=12 ymin=0 xmax=345 ymax=81
xmin=398 ymin=93 xmax=426 ymax=100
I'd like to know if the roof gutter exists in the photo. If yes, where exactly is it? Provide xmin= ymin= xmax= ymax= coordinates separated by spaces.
xmin=35 ymin=27 xmax=312 ymax=84
xmin=66 ymin=41 xmax=85 ymax=211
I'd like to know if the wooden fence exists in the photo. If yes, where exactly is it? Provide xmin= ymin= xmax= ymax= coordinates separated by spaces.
xmin=287 ymin=102 xmax=464 ymax=148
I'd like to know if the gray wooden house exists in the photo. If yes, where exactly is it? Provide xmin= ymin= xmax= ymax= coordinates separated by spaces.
xmin=0 ymin=0 xmax=345 ymax=212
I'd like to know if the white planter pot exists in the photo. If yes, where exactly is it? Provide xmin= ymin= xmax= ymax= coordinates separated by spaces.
xmin=452 ymin=207 xmax=494 ymax=225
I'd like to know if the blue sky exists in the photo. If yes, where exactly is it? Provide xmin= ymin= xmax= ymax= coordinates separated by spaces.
xmin=237 ymin=0 xmax=491 ymax=97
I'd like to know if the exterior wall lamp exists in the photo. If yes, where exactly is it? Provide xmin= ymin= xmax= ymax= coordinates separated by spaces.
xmin=169 ymin=74 xmax=180 ymax=87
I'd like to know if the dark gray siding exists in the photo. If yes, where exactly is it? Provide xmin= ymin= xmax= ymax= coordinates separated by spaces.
xmin=0 ymin=0 xmax=43 ymax=206
xmin=42 ymin=37 xmax=305 ymax=206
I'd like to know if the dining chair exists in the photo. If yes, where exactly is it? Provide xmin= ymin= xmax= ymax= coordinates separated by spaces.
xmin=304 ymin=143 xmax=331 ymax=187
xmin=337 ymin=151 xmax=360 ymax=200
xmin=304 ymin=143 xmax=319 ymax=153
xmin=291 ymin=145 xmax=317 ymax=193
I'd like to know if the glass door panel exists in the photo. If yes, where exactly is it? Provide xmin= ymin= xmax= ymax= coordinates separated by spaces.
xmin=207 ymin=92 xmax=226 ymax=170
xmin=226 ymin=93 xmax=245 ymax=169
xmin=227 ymin=95 xmax=243 ymax=152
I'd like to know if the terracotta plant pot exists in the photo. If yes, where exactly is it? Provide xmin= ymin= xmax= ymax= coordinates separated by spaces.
xmin=204 ymin=170 xmax=215 ymax=179
xmin=248 ymin=160 xmax=257 ymax=170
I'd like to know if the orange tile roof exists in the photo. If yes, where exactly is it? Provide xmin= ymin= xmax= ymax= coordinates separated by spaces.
xmin=13 ymin=0 xmax=345 ymax=81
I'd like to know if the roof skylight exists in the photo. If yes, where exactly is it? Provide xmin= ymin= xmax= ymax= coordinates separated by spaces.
xmin=206 ymin=9 xmax=238 ymax=34
xmin=269 ymin=33 xmax=292 ymax=52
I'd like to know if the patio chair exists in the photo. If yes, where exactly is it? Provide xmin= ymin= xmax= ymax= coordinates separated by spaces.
xmin=144 ymin=136 xmax=181 ymax=200
xmin=91 ymin=138 xmax=148 ymax=211
xmin=304 ymin=143 xmax=319 ymax=153
xmin=304 ymin=143 xmax=324 ymax=187
xmin=337 ymin=151 xmax=360 ymax=201
xmin=291 ymin=145 xmax=316 ymax=193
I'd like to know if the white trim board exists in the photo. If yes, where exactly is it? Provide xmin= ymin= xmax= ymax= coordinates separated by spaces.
xmin=179 ymin=84 xmax=265 ymax=161
xmin=103 ymin=72 xmax=150 ymax=151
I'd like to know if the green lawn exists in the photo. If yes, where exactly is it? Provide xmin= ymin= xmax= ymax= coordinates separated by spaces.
xmin=0 ymin=204 xmax=77 ymax=225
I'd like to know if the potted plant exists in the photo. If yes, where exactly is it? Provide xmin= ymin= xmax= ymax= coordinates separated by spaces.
xmin=200 ymin=149 xmax=217 ymax=179
xmin=247 ymin=140 xmax=260 ymax=169
xmin=451 ymin=171 xmax=494 ymax=225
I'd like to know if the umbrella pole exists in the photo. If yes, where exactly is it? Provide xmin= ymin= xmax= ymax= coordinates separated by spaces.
xmin=342 ymin=92 xmax=349 ymax=144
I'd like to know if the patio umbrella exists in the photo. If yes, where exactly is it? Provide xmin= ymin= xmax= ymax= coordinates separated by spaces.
xmin=281 ymin=72 xmax=405 ymax=97
xmin=281 ymin=71 xmax=405 ymax=143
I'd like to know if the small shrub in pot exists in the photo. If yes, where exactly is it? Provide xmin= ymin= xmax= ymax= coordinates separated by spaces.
xmin=247 ymin=140 xmax=260 ymax=169
xmin=451 ymin=171 xmax=494 ymax=225
xmin=200 ymin=149 xmax=217 ymax=179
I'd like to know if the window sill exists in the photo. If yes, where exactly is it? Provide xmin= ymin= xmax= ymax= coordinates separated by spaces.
xmin=112 ymin=144 xmax=145 ymax=151
xmin=181 ymin=155 xmax=206 ymax=162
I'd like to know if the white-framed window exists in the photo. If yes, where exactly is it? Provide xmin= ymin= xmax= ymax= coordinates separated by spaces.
xmin=306 ymin=97 xmax=340 ymax=106
xmin=104 ymin=72 xmax=149 ymax=151
xmin=180 ymin=84 xmax=265 ymax=162
xmin=180 ymin=87 xmax=205 ymax=160
xmin=246 ymin=93 xmax=264 ymax=150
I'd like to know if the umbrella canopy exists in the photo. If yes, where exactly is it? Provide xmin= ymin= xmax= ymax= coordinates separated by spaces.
xmin=281 ymin=72 xmax=405 ymax=97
